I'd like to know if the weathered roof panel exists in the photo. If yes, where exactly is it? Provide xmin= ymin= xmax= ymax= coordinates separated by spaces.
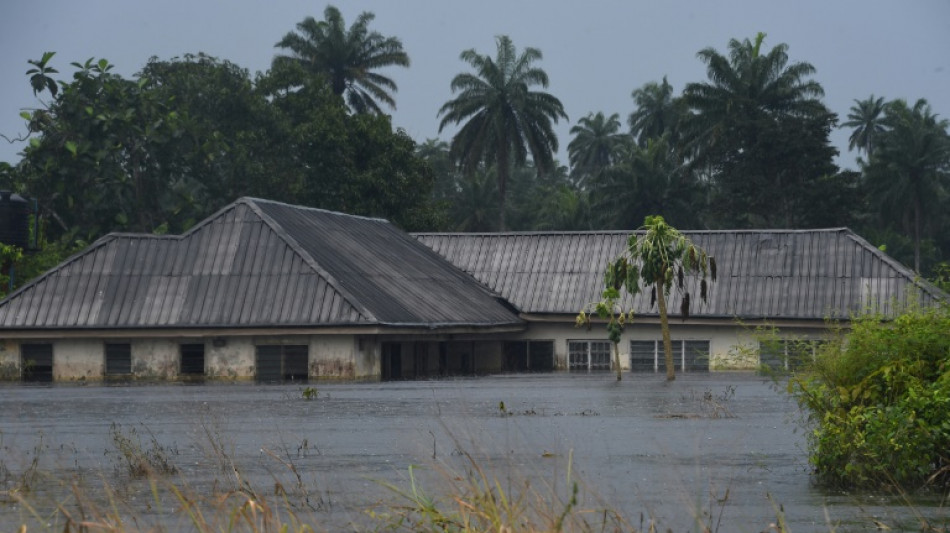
xmin=415 ymin=229 xmax=946 ymax=320
xmin=253 ymin=199 xmax=522 ymax=327
xmin=0 ymin=198 xmax=522 ymax=331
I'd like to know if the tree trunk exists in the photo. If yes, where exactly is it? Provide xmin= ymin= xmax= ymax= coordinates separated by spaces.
xmin=656 ymin=282 xmax=675 ymax=381
xmin=913 ymin=193 xmax=921 ymax=273
xmin=497 ymin=141 xmax=509 ymax=231
xmin=613 ymin=341 xmax=622 ymax=381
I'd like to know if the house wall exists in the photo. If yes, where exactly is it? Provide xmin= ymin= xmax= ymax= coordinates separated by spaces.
xmin=0 ymin=338 xmax=17 ymax=379
xmin=511 ymin=320 xmax=829 ymax=371
xmin=207 ymin=337 xmax=255 ymax=379
xmin=0 ymin=323 xmax=832 ymax=382
xmin=310 ymin=335 xmax=377 ymax=380
xmin=55 ymin=339 xmax=105 ymax=380
xmin=1 ymin=333 xmax=379 ymax=382
xmin=132 ymin=339 xmax=179 ymax=379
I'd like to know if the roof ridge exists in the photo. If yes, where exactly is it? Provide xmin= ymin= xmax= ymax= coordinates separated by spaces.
xmin=239 ymin=197 xmax=389 ymax=222
xmin=242 ymin=199 xmax=380 ymax=323
xmin=413 ymin=227 xmax=854 ymax=237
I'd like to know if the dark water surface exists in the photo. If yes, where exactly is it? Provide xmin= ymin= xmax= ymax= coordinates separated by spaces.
xmin=1 ymin=373 xmax=947 ymax=531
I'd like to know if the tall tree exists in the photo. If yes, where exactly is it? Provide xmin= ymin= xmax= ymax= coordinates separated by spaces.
xmin=17 ymin=56 xmax=186 ymax=240
xmin=438 ymin=35 xmax=567 ymax=230
xmin=451 ymin=169 xmax=499 ymax=231
xmin=14 ymin=52 xmax=440 ymax=248
xmin=568 ymin=111 xmax=627 ymax=185
xmin=682 ymin=33 xmax=826 ymax=156
xmin=628 ymin=76 xmax=684 ymax=147
xmin=681 ymin=33 xmax=836 ymax=228
xmin=593 ymin=136 xmax=704 ymax=230
xmin=273 ymin=5 xmax=409 ymax=114
xmin=864 ymin=98 xmax=950 ymax=272
xmin=578 ymin=215 xmax=715 ymax=381
xmin=841 ymin=95 xmax=888 ymax=158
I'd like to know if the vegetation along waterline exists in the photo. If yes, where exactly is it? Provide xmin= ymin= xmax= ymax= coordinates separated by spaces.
xmin=788 ymin=303 xmax=950 ymax=492
xmin=3 ymin=373 xmax=950 ymax=531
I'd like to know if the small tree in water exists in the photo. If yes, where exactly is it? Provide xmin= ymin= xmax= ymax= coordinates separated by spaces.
xmin=578 ymin=216 xmax=715 ymax=381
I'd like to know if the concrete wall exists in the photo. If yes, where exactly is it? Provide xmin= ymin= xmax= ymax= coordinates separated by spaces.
xmin=207 ymin=337 xmax=254 ymax=379
xmin=0 ymin=333 xmax=382 ymax=382
xmin=511 ymin=320 xmax=829 ymax=371
xmin=0 ymin=338 xmax=17 ymax=379
xmin=55 ymin=339 xmax=105 ymax=380
xmin=310 ymin=335 xmax=372 ymax=380
xmin=132 ymin=339 xmax=179 ymax=379
xmin=0 ymin=322 xmax=832 ymax=382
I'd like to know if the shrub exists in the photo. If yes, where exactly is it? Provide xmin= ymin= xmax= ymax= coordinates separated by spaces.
xmin=789 ymin=304 xmax=950 ymax=490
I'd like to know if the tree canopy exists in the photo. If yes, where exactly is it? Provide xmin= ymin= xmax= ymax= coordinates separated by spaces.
xmin=9 ymin=51 xmax=440 ymax=254
xmin=273 ymin=5 xmax=410 ymax=114
xmin=2 ymin=24 xmax=949 ymax=288
xmin=438 ymin=35 xmax=567 ymax=230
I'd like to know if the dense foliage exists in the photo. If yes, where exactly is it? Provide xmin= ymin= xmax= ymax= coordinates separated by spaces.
xmin=10 ymin=52 xmax=440 ymax=238
xmin=789 ymin=306 xmax=950 ymax=490
xmin=1 ymin=14 xmax=949 ymax=290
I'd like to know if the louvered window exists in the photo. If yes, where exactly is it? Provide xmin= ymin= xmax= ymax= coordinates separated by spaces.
xmin=503 ymin=340 xmax=555 ymax=372
xmin=629 ymin=340 xmax=710 ymax=372
xmin=256 ymin=345 xmax=309 ymax=382
xmin=21 ymin=343 xmax=53 ymax=382
xmin=568 ymin=340 xmax=612 ymax=371
xmin=180 ymin=344 xmax=205 ymax=376
xmin=759 ymin=339 xmax=822 ymax=373
xmin=105 ymin=343 xmax=132 ymax=376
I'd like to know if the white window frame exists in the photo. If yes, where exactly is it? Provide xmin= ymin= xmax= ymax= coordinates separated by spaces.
xmin=628 ymin=340 xmax=710 ymax=372
xmin=567 ymin=340 xmax=612 ymax=371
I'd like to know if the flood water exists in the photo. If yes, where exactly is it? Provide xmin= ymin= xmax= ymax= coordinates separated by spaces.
xmin=1 ymin=373 xmax=947 ymax=531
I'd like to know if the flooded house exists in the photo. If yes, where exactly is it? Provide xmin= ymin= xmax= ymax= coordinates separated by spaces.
xmin=0 ymin=197 xmax=944 ymax=382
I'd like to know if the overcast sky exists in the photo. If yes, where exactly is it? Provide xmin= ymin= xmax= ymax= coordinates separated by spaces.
xmin=1 ymin=1 xmax=948 ymax=172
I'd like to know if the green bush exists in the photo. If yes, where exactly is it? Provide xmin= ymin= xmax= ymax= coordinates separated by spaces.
xmin=789 ymin=304 xmax=950 ymax=490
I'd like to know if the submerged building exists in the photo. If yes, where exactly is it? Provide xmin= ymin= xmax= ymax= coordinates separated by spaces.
xmin=0 ymin=197 xmax=944 ymax=382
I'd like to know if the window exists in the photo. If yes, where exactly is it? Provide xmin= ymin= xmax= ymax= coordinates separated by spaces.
xmin=568 ymin=340 xmax=612 ymax=371
xmin=630 ymin=341 xmax=657 ymax=372
xmin=21 ymin=343 xmax=53 ymax=382
xmin=105 ymin=343 xmax=132 ymax=376
xmin=629 ymin=340 xmax=710 ymax=372
xmin=256 ymin=345 xmax=308 ymax=382
xmin=683 ymin=341 xmax=710 ymax=372
xmin=180 ymin=343 xmax=205 ymax=376
xmin=759 ymin=339 xmax=822 ymax=373
xmin=503 ymin=341 xmax=555 ymax=372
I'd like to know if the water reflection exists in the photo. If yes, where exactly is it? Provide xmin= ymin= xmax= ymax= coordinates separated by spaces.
xmin=0 ymin=373 xmax=946 ymax=531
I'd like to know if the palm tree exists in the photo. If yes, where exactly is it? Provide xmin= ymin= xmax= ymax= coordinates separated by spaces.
xmin=593 ymin=136 xmax=703 ymax=229
xmin=438 ymin=35 xmax=567 ymax=230
xmin=568 ymin=111 xmax=626 ymax=184
xmin=273 ymin=5 xmax=409 ymax=114
xmin=681 ymin=32 xmax=826 ymax=163
xmin=578 ymin=215 xmax=714 ymax=381
xmin=864 ymin=99 xmax=950 ymax=272
xmin=628 ymin=76 xmax=684 ymax=146
xmin=841 ymin=95 xmax=888 ymax=158
xmin=452 ymin=169 xmax=499 ymax=232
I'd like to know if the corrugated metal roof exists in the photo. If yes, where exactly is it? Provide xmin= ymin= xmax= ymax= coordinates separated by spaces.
xmin=0 ymin=198 xmax=522 ymax=330
xmin=414 ymin=229 xmax=947 ymax=320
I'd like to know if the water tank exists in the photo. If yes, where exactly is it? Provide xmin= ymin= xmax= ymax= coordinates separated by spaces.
xmin=0 ymin=191 xmax=30 ymax=249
